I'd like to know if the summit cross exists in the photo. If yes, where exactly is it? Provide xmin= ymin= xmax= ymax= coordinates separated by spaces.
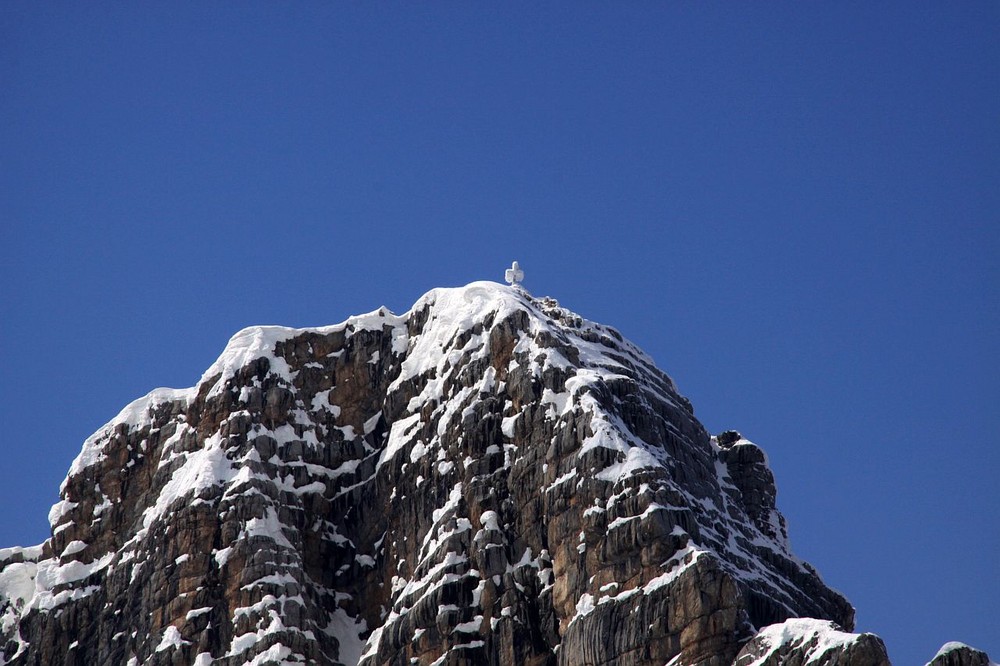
xmin=504 ymin=261 xmax=524 ymax=286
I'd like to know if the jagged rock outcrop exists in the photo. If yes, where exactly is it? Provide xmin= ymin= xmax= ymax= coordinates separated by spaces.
xmin=0 ymin=281 xmax=983 ymax=665
xmin=927 ymin=643 xmax=995 ymax=666
xmin=732 ymin=619 xmax=890 ymax=666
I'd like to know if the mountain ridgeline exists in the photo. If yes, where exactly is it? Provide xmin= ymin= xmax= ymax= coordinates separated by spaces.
xmin=0 ymin=282 xmax=990 ymax=665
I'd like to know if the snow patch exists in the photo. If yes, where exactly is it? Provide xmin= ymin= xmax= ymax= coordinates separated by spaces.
xmin=60 ymin=541 xmax=87 ymax=558
xmin=479 ymin=511 xmax=500 ymax=532
xmin=155 ymin=625 xmax=190 ymax=652
xmin=47 ymin=500 xmax=77 ymax=528
xmin=380 ymin=413 xmax=423 ymax=469
xmin=142 ymin=433 xmax=235 ymax=528
xmin=323 ymin=607 xmax=367 ymax=666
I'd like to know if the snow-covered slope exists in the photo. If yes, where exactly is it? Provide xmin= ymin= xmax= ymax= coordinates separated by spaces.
xmin=0 ymin=281 xmax=964 ymax=665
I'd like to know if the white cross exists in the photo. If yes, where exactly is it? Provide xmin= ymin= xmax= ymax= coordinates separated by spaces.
xmin=505 ymin=260 xmax=524 ymax=286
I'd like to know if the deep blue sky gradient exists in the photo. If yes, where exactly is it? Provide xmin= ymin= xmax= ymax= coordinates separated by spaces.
xmin=2 ymin=4 xmax=997 ymax=664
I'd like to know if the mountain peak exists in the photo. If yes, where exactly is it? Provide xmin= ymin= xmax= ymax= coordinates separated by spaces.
xmin=1 ymin=283 xmax=984 ymax=665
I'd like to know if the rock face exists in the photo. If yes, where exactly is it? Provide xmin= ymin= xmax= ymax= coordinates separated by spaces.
xmin=927 ymin=643 xmax=994 ymax=666
xmin=0 ymin=281 xmax=983 ymax=665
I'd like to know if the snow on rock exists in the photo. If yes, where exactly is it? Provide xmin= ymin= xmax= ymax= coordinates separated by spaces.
xmin=734 ymin=618 xmax=890 ymax=666
xmin=0 ymin=562 xmax=36 ymax=614
xmin=748 ymin=619 xmax=857 ymax=661
xmin=200 ymin=326 xmax=306 ymax=397
xmin=388 ymin=282 xmax=525 ymax=393
xmin=141 ymin=433 xmax=235 ymax=528
xmin=0 ymin=543 xmax=44 ymax=657
xmin=46 ymin=500 xmax=77 ymax=528
xmin=59 ymin=541 xmax=87 ymax=557
xmin=154 ymin=625 xmax=190 ymax=652
xmin=63 ymin=387 xmax=196 ymax=486
xmin=938 ymin=643 xmax=977 ymax=656
xmin=1 ymin=281 xmax=869 ymax=666
xmin=324 ymin=607 xmax=367 ymax=666
xmin=927 ymin=642 xmax=997 ymax=666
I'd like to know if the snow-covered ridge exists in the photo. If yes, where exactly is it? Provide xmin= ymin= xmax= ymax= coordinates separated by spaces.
xmin=199 ymin=305 xmax=409 ymax=398
xmin=59 ymin=297 xmax=417 ymax=493
xmin=60 ymin=281 xmax=661 ymax=493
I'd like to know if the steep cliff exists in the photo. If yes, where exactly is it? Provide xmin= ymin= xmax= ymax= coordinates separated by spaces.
xmin=0 ymin=282 xmax=982 ymax=665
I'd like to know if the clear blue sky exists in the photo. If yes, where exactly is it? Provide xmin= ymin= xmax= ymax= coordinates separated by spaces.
xmin=1 ymin=4 xmax=997 ymax=664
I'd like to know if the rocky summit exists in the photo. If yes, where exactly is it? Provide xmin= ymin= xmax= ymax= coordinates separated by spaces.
xmin=0 ymin=282 xmax=990 ymax=666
